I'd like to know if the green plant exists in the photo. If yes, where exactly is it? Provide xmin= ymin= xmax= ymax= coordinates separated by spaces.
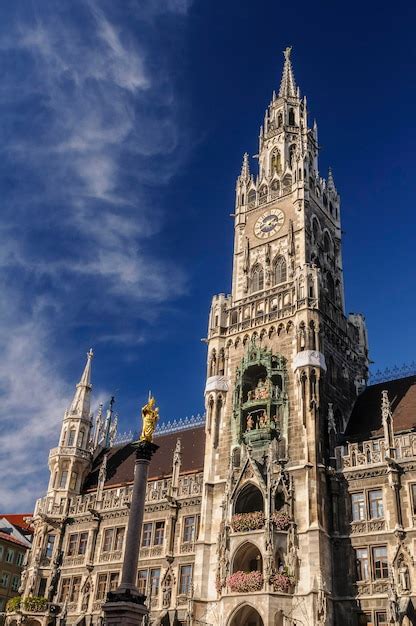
xmin=22 ymin=596 xmax=48 ymax=612
xmin=6 ymin=596 xmax=21 ymax=612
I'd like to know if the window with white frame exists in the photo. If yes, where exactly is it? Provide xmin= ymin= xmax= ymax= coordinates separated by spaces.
xmin=0 ymin=571 xmax=10 ymax=588
xmin=16 ymin=551 xmax=25 ymax=566
xmin=102 ymin=527 xmax=125 ymax=553
xmin=11 ymin=575 xmax=20 ymax=591
xmin=182 ymin=516 xmax=197 ymax=543
xmin=368 ymin=490 xmax=384 ymax=519
xmin=179 ymin=564 xmax=193 ymax=596
xmin=5 ymin=549 xmax=14 ymax=563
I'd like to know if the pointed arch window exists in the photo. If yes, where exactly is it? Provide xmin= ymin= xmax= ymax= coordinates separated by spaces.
xmin=67 ymin=428 xmax=76 ymax=447
xmin=288 ymin=108 xmax=295 ymax=126
xmin=251 ymin=264 xmax=264 ymax=293
xmin=277 ymin=112 xmax=283 ymax=128
xmin=327 ymin=273 xmax=335 ymax=301
xmin=248 ymin=189 xmax=256 ymax=204
xmin=273 ymin=256 xmax=287 ymax=285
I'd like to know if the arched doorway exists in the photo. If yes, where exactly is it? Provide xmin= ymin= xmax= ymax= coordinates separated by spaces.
xmin=229 ymin=605 xmax=264 ymax=626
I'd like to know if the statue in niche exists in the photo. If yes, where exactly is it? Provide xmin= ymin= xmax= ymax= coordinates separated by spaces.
xmin=271 ymin=150 xmax=281 ymax=174
xmin=399 ymin=559 xmax=410 ymax=592
xmin=246 ymin=414 xmax=254 ymax=431
xmin=387 ymin=584 xmax=400 ymax=624
xmin=162 ymin=574 xmax=172 ymax=608
xmin=259 ymin=411 xmax=268 ymax=429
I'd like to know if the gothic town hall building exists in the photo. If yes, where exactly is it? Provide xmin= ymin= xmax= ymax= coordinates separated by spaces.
xmin=8 ymin=49 xmax=416 ymax=626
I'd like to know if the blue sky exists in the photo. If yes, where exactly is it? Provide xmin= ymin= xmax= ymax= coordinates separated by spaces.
xmin=0 ymin=0 xmax=414 ymax=510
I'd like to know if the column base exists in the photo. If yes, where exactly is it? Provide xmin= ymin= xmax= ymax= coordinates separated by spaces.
xmin=103 ymin=589 xmax=148 ymax=626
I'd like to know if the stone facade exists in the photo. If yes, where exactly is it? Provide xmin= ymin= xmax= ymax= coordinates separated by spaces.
xmin=5 ymin=48 xmax=416 ymax=626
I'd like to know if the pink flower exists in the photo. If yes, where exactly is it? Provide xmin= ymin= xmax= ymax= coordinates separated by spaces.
xmin=270 ymin=572 xmax=293 ymax=593
xmin=227 ymin=570 xmax=263 ymax=593
xmin=271 ymin=511 xmax=291 ymax=531
xmin=231 ymin=511 xmax=265 ymax=532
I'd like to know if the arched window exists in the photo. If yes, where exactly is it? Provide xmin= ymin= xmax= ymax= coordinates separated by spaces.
xmin=277 ymin=112 xmax=283 ymax=127
xmin=67 ymin=428 xmax=76 ymax=447
xmin=273 ymin=256 xmax=287 ymax=285
xmin=312 ymin=217 xmax=320 ymax=243
xmin=327 ymin=273 xmax=335 ymax=301
xmin=271 ymin=179 xmax=280 ymax=193
xmin=77 ymin=429 xmax=85 ymax=449
xmin=248 ymin=189 xmax=256 ymax=204
xmin=251 ymin=264 xmax=264 ymax=293
xmin=282 ymin=174 xmax=292 ymax=194
xmin=230 ymin=310 xmax=238 ymax=325
xmin=232 ymin=447 xmax=241 ymax=468
xmin=288 ymin=108 xmax=295 ymax=126
xmin=323 ymin=231 xmax=332 ymax=255
xmin=213 ymin=396 xmax=222 ymax=449
xmin=270 ymin=149 xmax=281 ymax=174
xmin=234 ymin=484 xmax=264 ymax=514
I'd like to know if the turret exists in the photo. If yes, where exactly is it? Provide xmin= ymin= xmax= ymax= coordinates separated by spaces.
xmin=47 ymin=350 xmax=94 ymax=500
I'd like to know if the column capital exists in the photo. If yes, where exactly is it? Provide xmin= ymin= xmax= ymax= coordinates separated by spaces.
xmin=133 ymin=440 xmax=159 ymax=461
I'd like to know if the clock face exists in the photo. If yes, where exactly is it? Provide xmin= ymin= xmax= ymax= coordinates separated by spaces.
xmin=254 ymin=209 xmax=285 ymax=239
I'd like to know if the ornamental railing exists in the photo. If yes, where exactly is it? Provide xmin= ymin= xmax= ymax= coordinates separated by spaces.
xmin=368 ymin=362 xmax=416 ymax=385
xmin=337 ymin=432 xmax=416 ymax=471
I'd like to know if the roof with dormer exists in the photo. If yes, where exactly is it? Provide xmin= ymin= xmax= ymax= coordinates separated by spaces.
xmin=344 ymin=375 xmax=416 ymax=440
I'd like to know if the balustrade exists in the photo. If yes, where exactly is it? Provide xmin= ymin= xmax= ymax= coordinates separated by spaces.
xmin=338 ymin=433 xmax=416 ymax=471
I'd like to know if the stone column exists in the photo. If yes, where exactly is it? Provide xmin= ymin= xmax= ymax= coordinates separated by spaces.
xmin=103 ymin=440 xmax=158 ymax=626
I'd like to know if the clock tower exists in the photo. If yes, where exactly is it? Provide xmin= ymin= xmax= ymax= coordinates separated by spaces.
xmin=193 ymin=48 xmax=369 ymax=626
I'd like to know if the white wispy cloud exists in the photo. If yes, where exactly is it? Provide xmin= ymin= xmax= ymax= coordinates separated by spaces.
xmin=0 ymin=0 xmax=191 ymax=510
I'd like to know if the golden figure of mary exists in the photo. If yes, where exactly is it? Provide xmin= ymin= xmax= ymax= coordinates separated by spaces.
xmin=140 ymin=394 xmax=159 ymax=443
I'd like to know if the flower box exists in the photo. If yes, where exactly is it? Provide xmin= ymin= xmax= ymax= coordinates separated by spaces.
xmin=227 ymin=570 xmax=263 ymax=593
xmin=270 ymin=572 xmax=293 ymax=593
xmin=271 ymin=511 xmax=291 ymax=531
xmin=22 ymin=596 xmax=48 ymax=612
xmin=231 ymin=511 xmax=265 ymax=532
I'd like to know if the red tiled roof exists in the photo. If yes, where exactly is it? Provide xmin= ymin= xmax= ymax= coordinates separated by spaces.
xmin=0 ymin=514 xmax=33 ymax=533
xmin=0 ymin=531 xmax=28 ymax=548
xmin=83 ymin=426 xmax=206 ymax=491
xmin=345 ymin=375 xmax=416 ymax=439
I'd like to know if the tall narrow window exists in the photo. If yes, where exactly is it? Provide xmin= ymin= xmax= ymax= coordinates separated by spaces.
xmin=102 ymin=528 xmax=114 ymax=553
xmin=60 ymin=578 xmax=71 ymax=602
xmin=154 ymin=522 xmax=165 ymax=546
xmin=288 ymin=108 xmax=295 ymax=126
xmin=96 ymin=574 xmax=107 ymax=600
xmin=372 ymin=546 xmax=388 ymax=579
xmin=351 ymin=493 xmax=365 ymax=521
xmin=59 ymin=470 xmax=68 ymax=489
xmin=270 ymin=148 xmax=281 ymax=174
xmin=355 ymin=548 xmax=369 ymax=580
xmin=67 ymin=429 xmax=76 ymax=446
xmin=67 ymin=534 xmax=78 ymax=557
xmin=251 ymin=264 xmax=264 ymax=293
xmin=114 ymin=528 xmax=125 ymax=551
xmin=46 ymin=534 xmax=56 ymax=559
xmin=411 ymin=484 xmax=416 ymax=516
xmin=274 ymin=256 xmax=287 ymax=285
xmin=70 ymin=576 xmax=81 ymax=602
xmin=368 ymin=490 xmax=384 ymax=519
xmin=179 ymin=565 xmax=193 ymax=595
xmin=149 ymin=569 xmax=160 ymax=596
xmin=183 ymin=516 xmax=196 ymax=543
xmin=137 ymin=570 xmax=147 ymax=595
xmin=213 ymin=396 xmax=222 ymax=449
xmin=109 ymin=573 xmax=119 ymax=592
xmin=78 ymin=532 xmax=88 ymax=555
xmin=141 ymin=523 xmax=152 ymax=548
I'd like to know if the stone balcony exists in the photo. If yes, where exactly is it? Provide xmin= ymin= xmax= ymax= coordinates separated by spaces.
xmin=49 ymin=446 xmax=91 ymax=462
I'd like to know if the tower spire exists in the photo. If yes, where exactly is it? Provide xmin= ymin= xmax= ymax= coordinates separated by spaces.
xmin=240 ymin=152 xmax=250 ymax=181
xmin=68 ymin=348 xmax=93 ymax=418
xmin=327 ymin=167 xmax=336 ymax=192
xmin=279 ymin=46 xmax=297 ymax=98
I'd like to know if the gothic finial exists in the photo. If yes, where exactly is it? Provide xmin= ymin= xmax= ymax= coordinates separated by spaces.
xmin=381 ymin=390 xmax=395 ymax=458
xmin=279 ymin=46 xmax=297 ymax=98
xmin=67 ymin=349 xmax=93 ymax=417
xmin=327 ymin=167 xmax=336 ymax=192
xmin=240 ymin=152 xmax=250 ymax=181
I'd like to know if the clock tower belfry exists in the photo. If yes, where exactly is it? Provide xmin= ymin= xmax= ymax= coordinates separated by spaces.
xmin=193 ymin=48 xmax=369 ymax=626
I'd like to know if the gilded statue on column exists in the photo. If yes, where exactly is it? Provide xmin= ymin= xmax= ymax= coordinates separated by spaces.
xmin=140 ymin=394 xmax=159 ymax=442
